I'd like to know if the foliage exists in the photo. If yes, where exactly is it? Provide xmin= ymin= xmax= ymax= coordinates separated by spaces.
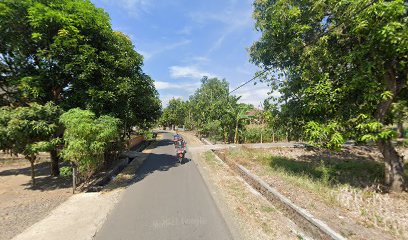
xmin=0 ymin=102 xmax=62 ymax=184
xmin=392 ymin=100 xmax=408 ymax=137
xmin=0 ymin=0 xmax=161 ymax=133
xmin=251 ymin=0 xmax=407 ymax=144
xmin=242 ymin=125 xmax=286 ymax=143
xmin=250 ymin=0 xmax=407 ymax=190
xmin=188 ymin=77 xmax=243 ymax=142
xmin=0 ymin=102 xmax=62 ymax=155
xmin=305 ymin=121 xmax=345 ymax=150
xmin=159 ymin=77 xmax=254 ymax=143
xmin=159 ymin=98 xmax=187 ymax=127
xmin=60 ymin=166 xmax=72 ymax=177
xmin=59 ymin=108 xmax=120 ymax=176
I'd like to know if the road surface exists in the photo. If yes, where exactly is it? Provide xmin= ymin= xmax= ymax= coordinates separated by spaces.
xmin=95 ymin=132 xmax=233 ymax=240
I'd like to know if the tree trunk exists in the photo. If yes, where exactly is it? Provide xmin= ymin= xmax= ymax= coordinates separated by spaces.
xmin=72 ymin=165 xmax=77 ymax=194
xmin=374 ymin=66 xmax=406 ymax=192
xmin=30 ymin=159 xmax=36 ymax=186
xmin=378 ymin=139 xmax=405 ymax=192
xmin=50 ymin=149 xmax=60 ymax=176
xmin=234 ymin=121 xmax=239 ymax=144
xmin=397 ymin=122 xmax=404 ymax=138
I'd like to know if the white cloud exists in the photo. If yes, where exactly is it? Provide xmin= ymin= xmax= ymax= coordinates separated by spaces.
xmin=154 ymin=81 xmax=199 ymax=91
xmin=190 ymin=7 xmax=253 ymax=53
xmin=160 ymin=94 xmax=184 ymax=107
xmin=176 ymin=26 xmax=193 ymax=35
xmin=192 ymin=56 xmax=210 ymax=64
xmin=137 ymin=39 xmax=191 ymax=61
xmin=233 ymin=83 xmax=280 ymax=108
xmin=103 ymin=0 xmax=152 ymax=17
xmin=154 ymin=81 xmax=174 ymax=90
xmin=169 ymin=66 xmax=217 ymax=79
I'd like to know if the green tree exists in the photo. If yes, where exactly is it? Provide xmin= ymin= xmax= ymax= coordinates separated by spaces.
xmin=59 ymin=108 xmax=120 ymax=191
xmin=0 ymin=102 xmax=62 ymax=186
xmin=188 ymin=77 xmax=239 ymax=141
xmin=159 ymin=98 xmax=187 ymax=129
xmin=251 ymin=0 xmax=407 ymax=191
xmin=0 ymin=0 xmax=161 ymax=174
xmin=230 ymin=104 xmax=253 ymax=144
xmin=392 ymin=101 xmax=408 ymax=138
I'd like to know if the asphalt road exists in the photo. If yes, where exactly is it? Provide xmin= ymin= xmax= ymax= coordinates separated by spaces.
xmin=95 ymin=132 xmax=233 ymax=240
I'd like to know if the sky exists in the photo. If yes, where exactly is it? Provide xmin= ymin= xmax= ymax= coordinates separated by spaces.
xmin=90 ymin=0 xmax=271 ymax=107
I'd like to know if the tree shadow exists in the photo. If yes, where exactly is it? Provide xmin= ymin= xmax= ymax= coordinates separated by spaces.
xmin=100 ymin=138 xmax=191 ymax=192
xmin=265 ymin=150 xmax=387 ymax=189
xmin=132 ymin=153 xmax=191 ymax=183
xmin=0 ymin=161 xmax=71 ymax=191
xmin=0 ymin=161 xmax=50 ymax=177
xmin=22 ymin=175 xmax=71 ymax=191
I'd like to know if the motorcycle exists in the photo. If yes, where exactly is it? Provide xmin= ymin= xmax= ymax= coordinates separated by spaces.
xmin=176 ymin=147 xmax=185 ymax=163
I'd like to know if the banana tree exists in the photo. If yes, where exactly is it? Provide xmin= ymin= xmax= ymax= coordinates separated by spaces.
xmin=229 ymin=104 xmax=253 ymax=144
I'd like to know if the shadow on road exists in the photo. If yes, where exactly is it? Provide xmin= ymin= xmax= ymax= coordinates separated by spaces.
xmin=101 ymin=137 xmax=191 ymax=192
xmin=133 ymin=152 xmax=191 ymax=183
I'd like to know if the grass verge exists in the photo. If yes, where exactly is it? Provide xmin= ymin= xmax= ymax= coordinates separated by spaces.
xmin=221 ymin=147 xmax=408 ymax=238
xmin=201 ymin=151 xmax=305 ymax=240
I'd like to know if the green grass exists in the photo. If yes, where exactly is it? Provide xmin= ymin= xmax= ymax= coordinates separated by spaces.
xmin=227 ymin=148 xmax=390 ymax=189
xmin=221 ymin=148 xmax=408 ymax=237
xmin=203 ymin=151 xmax=218 ymax=167
xmin=226 ymin=147 xmax=408 ymax=206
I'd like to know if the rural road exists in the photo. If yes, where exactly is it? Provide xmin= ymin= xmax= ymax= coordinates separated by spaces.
xmin=94 ymin=132 xmax=233 ymax=240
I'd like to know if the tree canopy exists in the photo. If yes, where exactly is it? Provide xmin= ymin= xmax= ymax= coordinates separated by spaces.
xmin=60 ymin=108 xmax=120 ymax=175
xmin=0 ymin=102 xmax=62 ymax=185
xmin=0 ymin=0 xmax=161 ymax=176
xmin=250 ymin=0 xmax=407 ymax=191
xmin=0 ymin=0 xmax=161 ymax=129
xmin=160 ymin=77 xmax=254 ymax=143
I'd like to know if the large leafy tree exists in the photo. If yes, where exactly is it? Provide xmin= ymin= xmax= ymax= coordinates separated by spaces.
xmin=159 ymin=98 xmax=187 ymax=128
xmin=0 ymin=0 xmax=161 ymax=174
xmin=188 ymin=77 xmax=240 ymax=141
xmin=86 ymin=31 xmax=161 ymax=135
xmin=250 ymin=0 xmax=407 ymax=191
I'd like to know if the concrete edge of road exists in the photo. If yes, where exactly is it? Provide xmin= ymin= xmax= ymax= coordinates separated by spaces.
xmin=192 ymin=151 xmax=244 ymax=240
xmin=213 ymin=150 xmax=347 ymax=240
xmin=181 ymin=132 xmax=243 ymax=240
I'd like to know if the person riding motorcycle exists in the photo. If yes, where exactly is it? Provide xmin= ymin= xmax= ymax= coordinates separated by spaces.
xmin=174 ymin=135 xmax=187 ymax=162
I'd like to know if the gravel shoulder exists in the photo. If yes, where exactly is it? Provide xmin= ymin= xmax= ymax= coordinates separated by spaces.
xmin=0 ymin=157 xmax=72 ymax=240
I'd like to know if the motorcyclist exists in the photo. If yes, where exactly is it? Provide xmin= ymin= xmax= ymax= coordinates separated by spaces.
xmin=173 ymin=132 xmax=181 ymax=145
xmin=174 ymin=136 xmax=187 ymax=160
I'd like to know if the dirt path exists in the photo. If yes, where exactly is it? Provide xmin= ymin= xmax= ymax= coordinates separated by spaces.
xmin=0 ymin=160 xmax=72 ymax=240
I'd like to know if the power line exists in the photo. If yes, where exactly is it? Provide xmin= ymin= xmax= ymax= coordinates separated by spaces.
xmin=229 ymin=68 xmax=270 ymax=94
xmin=229 ymin=0 xmax=377 ymax=95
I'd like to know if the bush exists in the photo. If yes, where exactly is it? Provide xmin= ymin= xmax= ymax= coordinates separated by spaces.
xmin=242 ymin=125 xmax=286 ymax=143
xmin=60 ymin=166 xmax=72 ymax=177
xmin=60 ymin=108 xmax=121 ymax=178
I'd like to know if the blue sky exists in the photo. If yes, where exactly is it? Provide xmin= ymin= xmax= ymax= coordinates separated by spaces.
xmin=90 ymin=0 xmax=271 ymax=107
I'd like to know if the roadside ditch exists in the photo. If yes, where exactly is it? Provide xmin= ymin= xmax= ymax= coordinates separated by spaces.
xmin=86 ymin=139 xmax=155 ymax=192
